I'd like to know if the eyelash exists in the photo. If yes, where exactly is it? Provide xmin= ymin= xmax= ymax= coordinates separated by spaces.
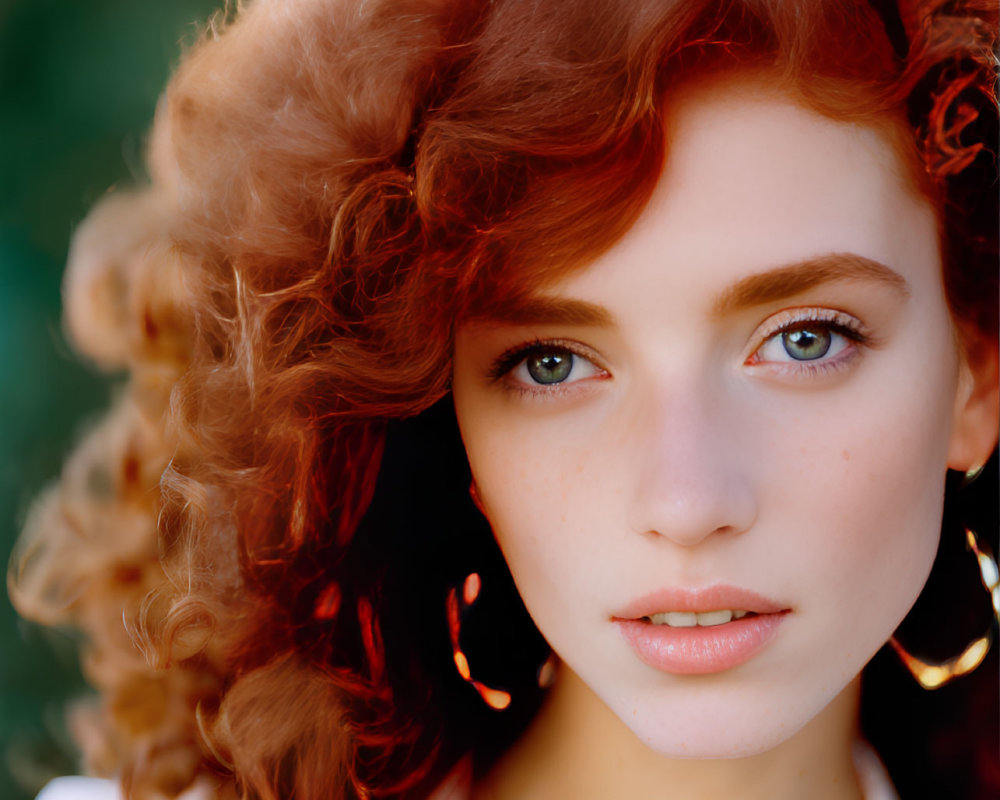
xmin=487 ymin=308 xmax=873 ymax=396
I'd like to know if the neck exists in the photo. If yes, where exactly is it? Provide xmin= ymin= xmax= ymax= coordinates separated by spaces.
xmin=474 ymin=665 xmax=865 ymax=800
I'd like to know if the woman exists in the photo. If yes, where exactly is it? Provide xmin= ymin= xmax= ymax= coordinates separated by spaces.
xmin=12 ymin=0 xmax=998 ymax=798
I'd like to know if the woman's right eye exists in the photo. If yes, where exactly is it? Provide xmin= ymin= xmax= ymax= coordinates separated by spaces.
xmin=513 ymin=347 xmax=604 ymax=387
xmin=522 ymin=351 xmax=575 ymax=384
xmin=489 ymin=342 xmax=606 ymax=392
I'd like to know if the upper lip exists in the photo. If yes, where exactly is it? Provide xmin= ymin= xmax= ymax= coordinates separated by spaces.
xmin=613 ymin=584 xmax=789 ymax=620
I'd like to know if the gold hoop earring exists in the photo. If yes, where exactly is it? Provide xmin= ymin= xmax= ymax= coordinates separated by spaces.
xmin=446 ymin=572 xmax=558 ymax=709
xmin=447 ymin=573 xmax=512 ymax=710
xmin=890 ymin=528 xmax=999 ymax=690
xmin=962 ymin=462 xmax=986 ymax=488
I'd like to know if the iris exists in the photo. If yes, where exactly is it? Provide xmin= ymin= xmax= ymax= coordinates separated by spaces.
xmin=527 ymin=352 xmax=573 ymax=384
xmin=783 ymin=328 xmax=832 ymax=360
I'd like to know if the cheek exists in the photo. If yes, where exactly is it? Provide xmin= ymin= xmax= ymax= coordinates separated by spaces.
xmin=456 ymin=404 xmax=614 ymax=623
xmin=756 ymin=350 xmax=958 ymax=660
xmin=470 ymin=430 xmax=590 ymax=556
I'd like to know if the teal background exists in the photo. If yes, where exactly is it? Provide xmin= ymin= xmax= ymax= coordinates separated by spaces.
xmin=1 ymin=3 xmax=220 ymax=798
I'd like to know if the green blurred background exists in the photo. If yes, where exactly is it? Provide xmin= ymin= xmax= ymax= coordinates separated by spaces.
xmin=1 ymin=2 xmax=220 ymax=797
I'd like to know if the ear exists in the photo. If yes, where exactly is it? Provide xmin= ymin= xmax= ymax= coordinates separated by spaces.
xmin=947 ymin=339 xmax=999 ymax=472
xmin=469 ymin=478 xmax=486 ymax=515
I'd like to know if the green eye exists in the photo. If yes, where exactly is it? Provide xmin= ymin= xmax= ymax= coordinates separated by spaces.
xmin=490 ymin=340 xmax=605 ymax=393
xmin=526 ymin=352 xmax=573 ymax=384
xmin=782 ymin=328 xmax=832 ymax=360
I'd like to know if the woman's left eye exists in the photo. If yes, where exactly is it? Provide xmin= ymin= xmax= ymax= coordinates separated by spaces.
xmin=756 ymin=325 xmax=847 ymax=362
xmin=747 ymin=309 xmax=869 ymax=372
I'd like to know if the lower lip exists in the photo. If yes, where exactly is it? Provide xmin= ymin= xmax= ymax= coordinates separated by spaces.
xmin=614 ymin=613 xmax=788 ymax=675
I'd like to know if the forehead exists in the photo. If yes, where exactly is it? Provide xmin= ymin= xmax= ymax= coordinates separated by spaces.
xmin=541 ymin=77 xmax=938 ymax=312
xmin=661 ymin=75 xmax=917 ymax=213
xmin=454 ymin=72 xmax=936 ymax=329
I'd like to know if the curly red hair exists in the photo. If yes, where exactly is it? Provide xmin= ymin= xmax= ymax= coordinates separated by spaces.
xmin=10 ymin=0 xmax=997 ymax=798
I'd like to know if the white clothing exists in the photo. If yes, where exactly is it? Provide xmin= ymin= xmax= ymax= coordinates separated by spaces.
xmin=35 ymin=776 xmax=212 ymax=800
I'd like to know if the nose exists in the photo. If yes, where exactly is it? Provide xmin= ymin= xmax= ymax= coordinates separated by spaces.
xmin=626 ymin=376 xmax=757 ymax=547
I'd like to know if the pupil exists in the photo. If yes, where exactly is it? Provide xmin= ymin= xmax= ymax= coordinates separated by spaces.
xmin=526 ymin=352 xmax=573 ymax=384
xmin=783 ymin=328 xmax=831 ymax=361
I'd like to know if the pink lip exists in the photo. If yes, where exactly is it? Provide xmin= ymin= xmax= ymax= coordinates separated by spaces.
xmin=613 ymin=585 xmax=790 ymax=676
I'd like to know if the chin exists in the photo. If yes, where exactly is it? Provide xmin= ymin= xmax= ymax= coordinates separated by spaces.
xmin=630 ymin=714 xmax=801 ymax=759
xmin=597 ymin=679 xmax=843 ymax=760
xmin=634 ymin=726 xmax=797 ymax=760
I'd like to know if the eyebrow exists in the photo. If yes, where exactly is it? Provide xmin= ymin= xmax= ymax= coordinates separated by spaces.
xmin=466 ymin=252 xmax=910 ymax=328
xmin=466 ymin=296 xmax=616 ymax=328
xmin=711 ymin=253 xmax=910 ymax=316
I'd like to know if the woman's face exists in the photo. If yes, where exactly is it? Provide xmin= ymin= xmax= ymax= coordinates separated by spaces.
xmin=452 ymin=78 xmax=986 ymax=757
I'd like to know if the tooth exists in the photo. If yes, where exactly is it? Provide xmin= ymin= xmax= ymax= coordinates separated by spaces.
xmin=646 ymin=610 xmax=751 ymax=627
xmin=696 ymin=610 xmax=733 ymax=627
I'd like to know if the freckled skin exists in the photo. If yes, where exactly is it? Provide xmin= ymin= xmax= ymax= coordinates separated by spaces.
xmin=453 ymin=76 xmax=998 ymax=798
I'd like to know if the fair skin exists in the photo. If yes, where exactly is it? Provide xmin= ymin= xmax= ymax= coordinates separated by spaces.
xmin=452 ymin=76 xmax=998 ymax=800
